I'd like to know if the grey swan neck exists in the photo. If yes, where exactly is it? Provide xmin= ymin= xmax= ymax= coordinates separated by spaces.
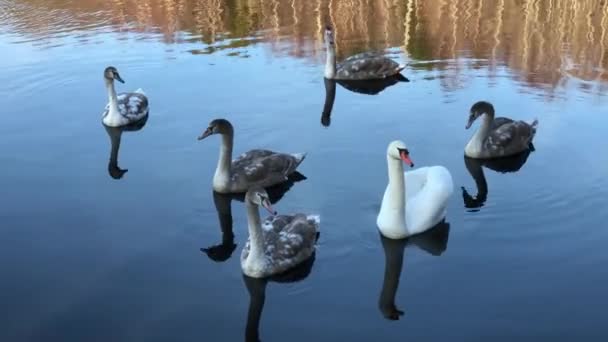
xmin=245 ymin=202 xmax=265 ymax=266
xmin=469 ymin=113 xmax=494 ymax=151
xmin=105 ymin=78 xmax=119 ymax=115
xmin=214 ymin=132 xmax=234 ymax=190
xmin=325 ymin=42 xmax=337 ymax=79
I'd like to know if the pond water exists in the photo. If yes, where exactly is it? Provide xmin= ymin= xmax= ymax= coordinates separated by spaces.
xmin=1 ymin=1 xmax=608 ymax=341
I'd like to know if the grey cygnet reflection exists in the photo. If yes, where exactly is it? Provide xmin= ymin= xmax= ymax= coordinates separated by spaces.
xmin=201 ymin=172 xmax=307 ymax=262
xmin=243 ymin=251 xmax=317 ymax=342
xmin=321 ymin=75 xmax=409 ymax=127
xmin=103 ymin=115 xmax=148 ymax=180
xmin=379 ymin=221 xmax=450 ymax=320
xmin=461 ymin=146 xmax=534 ymax=211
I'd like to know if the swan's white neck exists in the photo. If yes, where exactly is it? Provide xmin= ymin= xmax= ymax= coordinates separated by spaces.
xmin=244 ymin=203 xmax=266 ymax=271
xmin=213 ymin=133 xmax=233 ymax=191
xmin=103 ymin=79 xmax=126 ymax=127
xmin=377 ymin=156 xmax=408 ymax=238
xmin=465 ymin=113 xmax=493 ymax=156
xmin=324 ymin=43 xmax=336 ymax=79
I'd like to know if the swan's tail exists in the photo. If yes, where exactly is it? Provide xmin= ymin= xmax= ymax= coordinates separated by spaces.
xmin=531 ymin=118 xmax=539 ymax=128
xmin=530 ymin=118 xmax=539 ymax=135
xmin=307 ymin=215 xmax=320 ymax=225
xmin=292 ymin=152 xmax=307 ymax=166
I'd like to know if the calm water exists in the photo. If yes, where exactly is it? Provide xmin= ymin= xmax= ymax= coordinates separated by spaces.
xmin=1 ymin=1 xmax=608 ymax=341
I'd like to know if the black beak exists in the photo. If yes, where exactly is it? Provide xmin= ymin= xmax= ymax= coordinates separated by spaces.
xmin=114 ymin=73 xmax=125 ymax=83
xmin=465 ymin=116 xmax=474 ymax=129
xmin=197 ymin=128 xmax=212 ymax=140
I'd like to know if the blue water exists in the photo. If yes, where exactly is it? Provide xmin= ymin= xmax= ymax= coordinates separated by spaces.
xmin=1 ymin=1 xmax=608 ymax=341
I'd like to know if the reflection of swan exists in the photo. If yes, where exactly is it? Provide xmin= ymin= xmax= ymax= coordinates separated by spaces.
xmin=323 ymin=26 xmax=405 ymax=80
xmin=201 ymin=172 xmax=307 ymax=262
xmin=320 ymin=74 xmax=408 ymax=127
xmin=103 ymin=115 xmax=148 ymax=180
xmin=197 ymin=119 xmax=306 ymax=193
xmin=321 ymin=78 xmax=336 ymax=127
xmin=379 ymin=221 xmax=450 ymax=320
xmin=377 ymin=140 xmax=454 ymax=239
xmin=461 ymin=148 xmax=533 ymax=210
xmin=243 ymin=253 xmax=316 ymax=342
xmin=465 ymin=101 xmax=538 ymax=159
xmin=336 ymin=74 xmax=409 ymax=95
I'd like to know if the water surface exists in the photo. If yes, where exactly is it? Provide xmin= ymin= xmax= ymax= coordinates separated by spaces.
xmin=1 ymin=1 xmax=608 ymax=341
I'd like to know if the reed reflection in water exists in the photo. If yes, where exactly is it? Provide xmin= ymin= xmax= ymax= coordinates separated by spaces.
xmin=4 ymin=0 xmax=608 ymax=97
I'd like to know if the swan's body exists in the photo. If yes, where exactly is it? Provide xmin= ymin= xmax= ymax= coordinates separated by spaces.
xmin=198 ymin=119 xmax=306 ymax=194
xmin=324 ymin=27 xmax=405 ymax=80
xmin=377 ymin=141 xmax=454 ymax=239
xmin=240 ymin=188 xmax=319 ymax=278
xmin=465 ymin=101 xmax=538 ymax=159
xmin=201 ymin=172 xmax=307 ymax=263
xmin=101 ymin=66 xmax=149 ymax=127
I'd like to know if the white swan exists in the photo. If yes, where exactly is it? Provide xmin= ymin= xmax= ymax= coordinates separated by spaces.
xmin=197 ymin=118 xmax=306 ymax=194
xmin=323 ymin=26 xmax=405 ymax=80
xmin=102 ymin=66 xmax=149 ymax=127
xmin=377 ymin=140 xmax=454 ymax=239
xmin=465 ymin=101 xmax=538 ymax=159
xmin=241 ymin=187 xmax=319 ymax=278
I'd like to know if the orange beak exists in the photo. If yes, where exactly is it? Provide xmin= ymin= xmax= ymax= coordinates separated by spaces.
xmin=262 ymin=200 xmax=277 ymax=216
xmin=399 ymin=151 xmax=414 ymax=167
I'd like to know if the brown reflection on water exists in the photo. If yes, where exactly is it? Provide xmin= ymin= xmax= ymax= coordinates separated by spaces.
xmin=5 ymin=0 xmax=608 ymax=95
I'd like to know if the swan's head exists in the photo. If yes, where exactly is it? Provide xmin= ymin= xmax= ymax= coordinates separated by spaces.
xmin=104 ymin=66 xmax=124 ymax=83
xmin=197 ymin=118 xmax=234 ymax=140
xmin=245 ymin=187 xmax=277 ymax=215
xmin=324 ymin=25 xmax=335 ymax=46
xmin=387 ymin=140 xmax=414 ymax=167
xmin=466 ymin=101 xmax=495 ymax=129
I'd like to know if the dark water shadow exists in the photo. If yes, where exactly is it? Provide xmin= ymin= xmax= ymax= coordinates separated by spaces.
xmin=103 ymin=115 xmax=149 ymax=180
xmin=243 ymin=249 xmax=317 ymax=342
xmin=337 ymin=73 xmax=409 ymax=95
xmin=200 ymin=172 xmax=307 ymax=262
xmin=321 ymin=74 xmax=409 ymax=127
xmin=461 ymin=146 xmax=534 ymax=211
xmin=378 ymin=221 xmax=450 ymax=320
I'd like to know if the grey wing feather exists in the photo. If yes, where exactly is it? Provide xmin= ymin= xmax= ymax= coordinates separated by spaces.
xmin=104 ymin=92 xmax=149 ymax=122
xmin=241 ymin=214 xmax=319 ymax=275
xmin=264 ymin=214 xmax=318 ymax=267
xmin=231 ymin=150 xmax=304 ymax=189
xmin=492 ymin=117 xmax=514 ymax=130
xmin=485 ymin=120 xmax=535 ymax=155
xmin=342 ymin=51 xmax=381 ymax=63
xmin=336 ymin=55 xmax=402 ymax=80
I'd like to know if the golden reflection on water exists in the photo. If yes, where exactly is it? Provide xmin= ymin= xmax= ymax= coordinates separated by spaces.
xmin=5 ymin=0 xmax=608 ymax=95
